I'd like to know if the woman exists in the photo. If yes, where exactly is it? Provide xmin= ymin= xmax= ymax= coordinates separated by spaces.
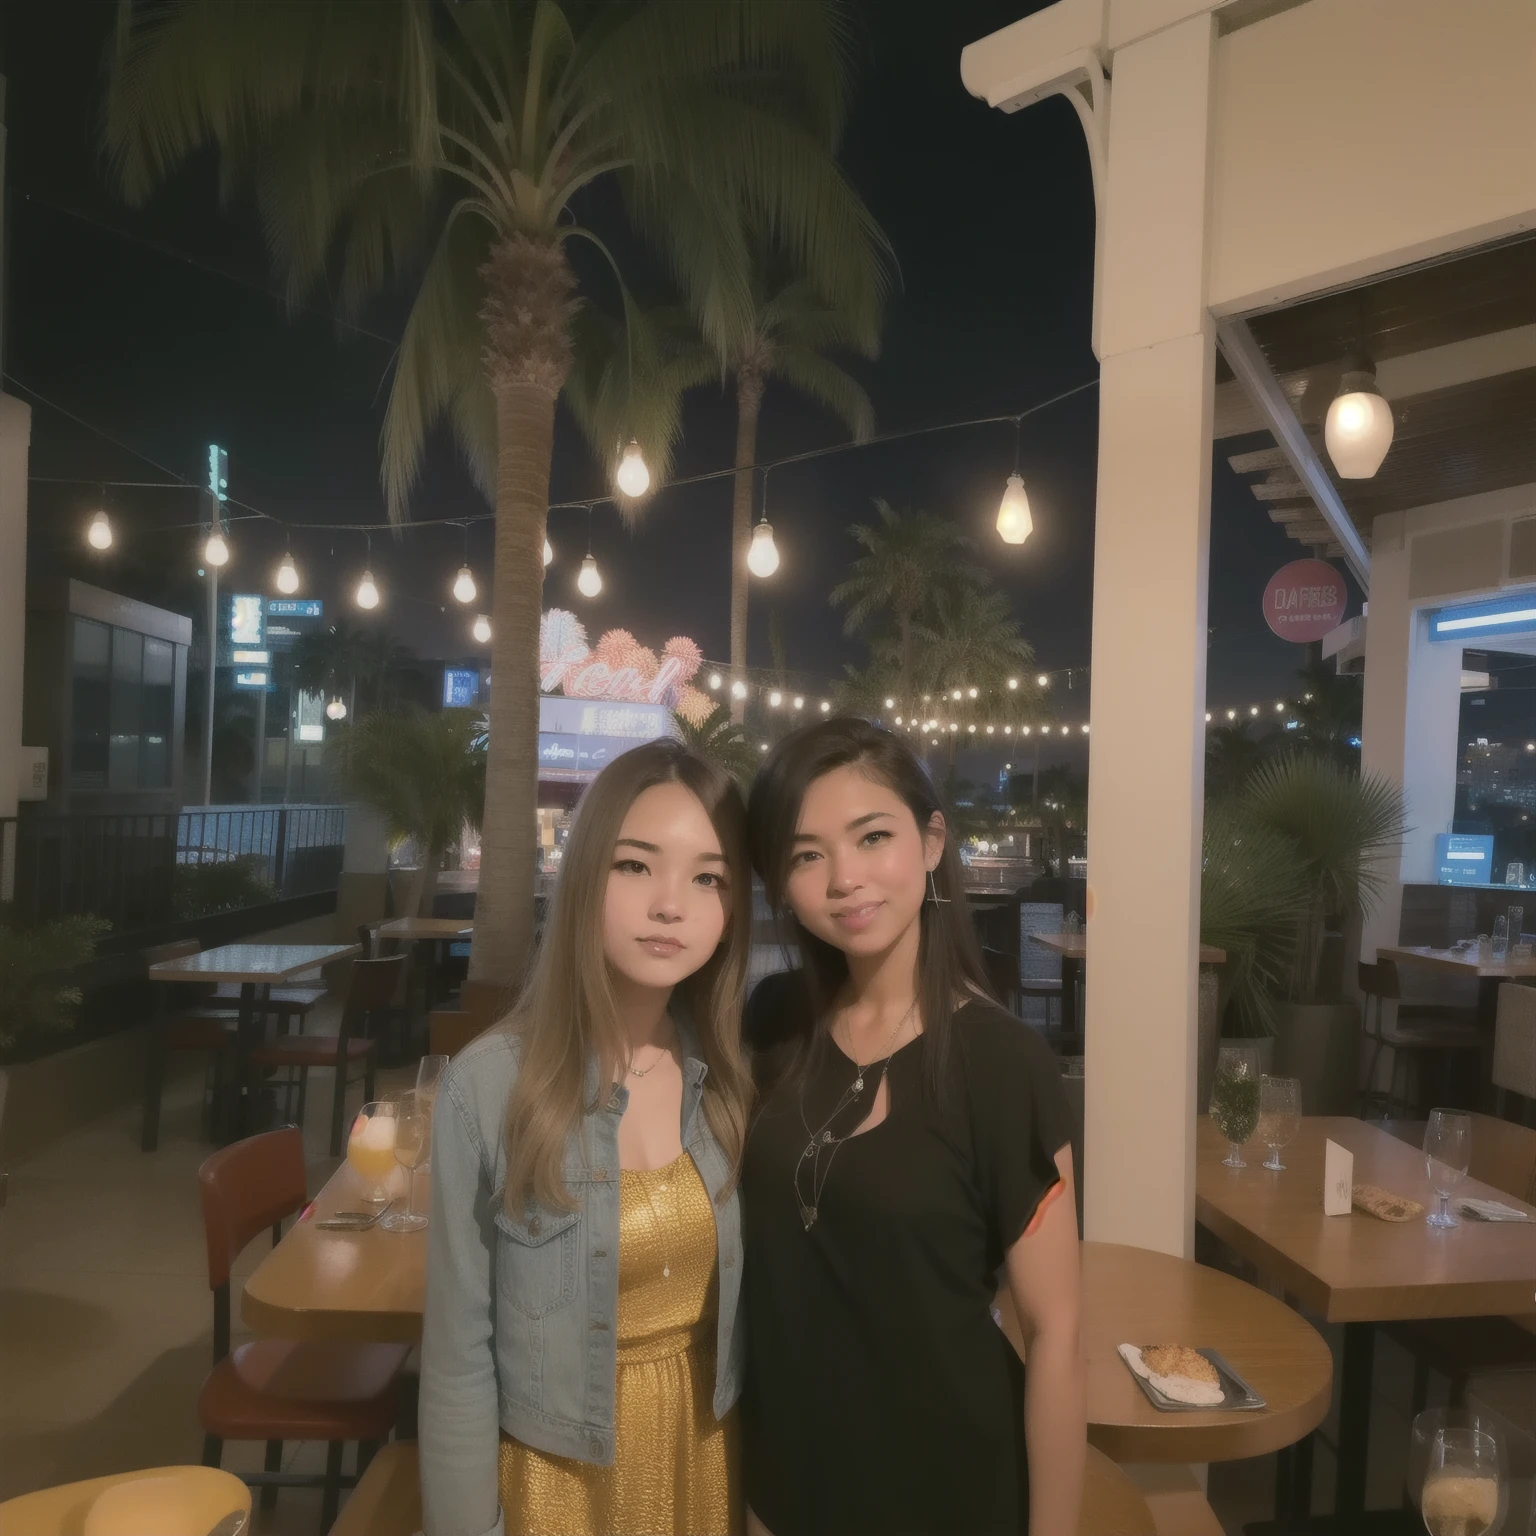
xmin=742 ymin=718 xmax=1085 ymax=1536
xmin=420 ymin=740 xmax=754 ymax=1536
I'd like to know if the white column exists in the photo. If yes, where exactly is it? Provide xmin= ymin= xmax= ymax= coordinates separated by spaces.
xmin=0 ymin=395 xmax=31 ymax=832
xmin=1083 ymin=14 xmax=1217 ymax=1258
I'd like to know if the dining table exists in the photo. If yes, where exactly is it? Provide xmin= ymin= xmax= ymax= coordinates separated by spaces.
xmin=1028 ymin=931 xmax=1228 ymax=1041
xmin=375 ymin=916 xmax=475 ymax=1017
xmin=146 ymin=941 xmax=361 ymax=1145
xmin=1196 ymin=1113 xmax=1536 ymax=1530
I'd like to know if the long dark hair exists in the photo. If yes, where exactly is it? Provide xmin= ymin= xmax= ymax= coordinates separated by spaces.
xmin=747 ymin=717 xmax=995 ymax=1098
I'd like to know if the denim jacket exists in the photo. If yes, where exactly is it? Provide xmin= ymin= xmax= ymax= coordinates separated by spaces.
xmin=418 ymin=1018 xmax=745 ymax=1536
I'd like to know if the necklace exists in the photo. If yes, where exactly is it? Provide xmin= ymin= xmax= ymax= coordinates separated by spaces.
xmin=627 ymin=1047 xmax=670 ymax=1078
xmin=794 ymin=997 xmax=919 ymax=1231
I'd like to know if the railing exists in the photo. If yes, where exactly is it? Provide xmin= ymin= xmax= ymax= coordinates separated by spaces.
xmin=1 ymin=805 xmax=346 ymax=934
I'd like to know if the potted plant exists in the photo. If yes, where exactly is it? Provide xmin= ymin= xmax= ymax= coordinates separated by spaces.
xmin=1241 ymin=754 xmax=1406 ymax=1114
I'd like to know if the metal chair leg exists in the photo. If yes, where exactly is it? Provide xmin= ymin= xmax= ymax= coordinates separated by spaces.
xmin=319 ymin=1441 xmax=346 ymax=1534
xmin=357 ymin=1440 xmax=380 ymax=1478
xmin=261 ymin=1440 xmax=282 ymax=1512
xmin=202 ymin=1434 xmax=223 ymax=1468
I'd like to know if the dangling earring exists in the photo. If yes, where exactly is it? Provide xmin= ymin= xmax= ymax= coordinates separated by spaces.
xmin=927 ymin=869 xmax=949 ymax=905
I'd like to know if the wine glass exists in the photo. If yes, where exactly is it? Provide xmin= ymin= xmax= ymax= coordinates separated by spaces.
xmin=1421 ymin=1426 xmax=1505 ymax=1536
xmin=1258 ymin=1075 xmax=1301 ymax=1171
xmin=380 ymin=1090 xmax=429 ymax=1233
xmin=415 ymin=1053 xmax=448 ymax=1112
xmin=1410 ymin=1409 xmax=1497 ymax=1516
xmin=1424 ymin=1109 xmax=1472 ymax=1230
xmin=1211 ymin=1044 xmax=1261 ymax=1169
xmin=346 ymin=1100 xmax=399 ymax=1208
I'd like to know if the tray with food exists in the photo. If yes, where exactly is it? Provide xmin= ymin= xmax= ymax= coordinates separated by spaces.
xmin=1116 ymin=1343 xmax=1266 ymax=1412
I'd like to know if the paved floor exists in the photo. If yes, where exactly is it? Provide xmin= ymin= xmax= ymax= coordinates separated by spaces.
xmin=2 ymin=1012 xmax=1433 ymax=1535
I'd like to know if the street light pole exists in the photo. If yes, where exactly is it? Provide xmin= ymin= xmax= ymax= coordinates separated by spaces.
xmin=200 ymin=493 xmax=218 ymax=805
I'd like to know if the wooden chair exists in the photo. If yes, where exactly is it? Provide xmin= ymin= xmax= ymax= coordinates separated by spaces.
xmin=1494 ymin=982 xmax=1536 ymax=1121
xmin=140 ymin=940 xmax=242 ymax=1153
xmin=196 ymin=1129 xmax=410 ymax=1532
xmin=1357 ymin=959 xmax=1481 ymax=1117
xmin=356 ymin=923 xmax=418 ymax=1059
xmin=248 ymin=956 xmax=404 ymax=1156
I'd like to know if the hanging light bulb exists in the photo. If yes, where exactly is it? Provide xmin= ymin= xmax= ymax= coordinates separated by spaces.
xmin=204 ymin=526 xmax=230 ymax=567
xmin=793 ymin=696 xmax=804 ymax=710
xmin=819 ymin=700 xmax=831 ymax=713
xmin=472 ymin=614 xmax=492 ymax=645
xmin=355 ymin=569 xmax=380 ymax=609
xmin=996 ymin=473 xmax=1033 ymax=544
xmin=748 ymin=519 xmax=780 ymax=578
xmin=86 ymin=508 xmax=113 ymax=550
xmin=615 ymin=440 xmax=650 ymax=499
xmin=708 ymin=672 xmax=722 ymax=691
xmin=577 ymin=555 xmax=603 ymax=598
xmin=731 ymin=680 xmax=748 ymax=700
xmin=543 ymin=538 xmax=553 ymax=567
xmin=768 ymin=691 xmax=783 ymax=709
xmin=453 ymin=565 xmax=477 ymax=605
xmin=325 ymin=696 xmax=347 ymax=721
xmin=1325 ymin=363 xmax=1394 ymax=478
xmin=275 ymin=551 xmax=300 ymax=594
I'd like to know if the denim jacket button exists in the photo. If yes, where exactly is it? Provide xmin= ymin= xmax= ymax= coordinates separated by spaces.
xmin=593 ymin=1249 xmax=608 ymax=1260
xmin=591 ymin=1319 xmax=610 ymax=1332
xmin=723 ymin=1255 xmax=734 ymax=1268
xmin=592 ymin=1167 xmax=608 ymax=1180
xmin=589 ymin=1438 xmax=603 ymax=1458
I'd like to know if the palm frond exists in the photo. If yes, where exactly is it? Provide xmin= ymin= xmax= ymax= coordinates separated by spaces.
xmin=772 ymin=345 xmax=873 ymax=440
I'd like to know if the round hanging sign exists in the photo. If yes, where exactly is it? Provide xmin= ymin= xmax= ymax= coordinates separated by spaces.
xmin=1262 ymin=558 xmax=1347 ymax=642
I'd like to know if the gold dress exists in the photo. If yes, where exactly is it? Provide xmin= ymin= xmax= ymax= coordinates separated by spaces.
xmin=498 ymin=1152 xmax=740 ymax=1536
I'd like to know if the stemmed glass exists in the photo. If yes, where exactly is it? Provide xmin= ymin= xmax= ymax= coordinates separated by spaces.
xmin=414 ymin=1054 xmax=448 ymax=1170
xmin=1423 ymin=1109 xmax=1472 ymax=1230
xmin=380 ymin=1089 xmax=430 ymax=1233
xmin=1258 ymin=1075 xmax=1301 ymax=1172
xmin=1211 ymin=1044 xmax=1261 ymax=1169
xmin=347 ymin=1100 xmax=398 ymax=1209
xmin=1420 ymin=1425 xmax=1505 ymax=1536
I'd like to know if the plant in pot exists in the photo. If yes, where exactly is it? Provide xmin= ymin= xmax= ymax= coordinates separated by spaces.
xmin=327 ymin=706 xmax=487 ymax=918
xmin=1240 ymin=753 xmax=1406 ymax=1114
xmin=1198 ymin=801 xmax=1309 ymax=1112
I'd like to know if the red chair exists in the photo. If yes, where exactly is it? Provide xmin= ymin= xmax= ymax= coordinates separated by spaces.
xmin=248 ymin=956 xmax=405 ymax=1156
xmin=197 ymin=1128 xmax=410 ymax=1532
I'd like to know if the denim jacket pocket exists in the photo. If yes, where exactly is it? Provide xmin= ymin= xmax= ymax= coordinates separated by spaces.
xmin=493 ymin=1203 xmax=580 ymax=1319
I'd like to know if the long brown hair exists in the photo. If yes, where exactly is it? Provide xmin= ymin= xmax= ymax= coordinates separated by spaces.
xmin=747 ymin=717 xmax=995 ymax=1098
xmin=500 ymin=740 xmax=753 ymax=1216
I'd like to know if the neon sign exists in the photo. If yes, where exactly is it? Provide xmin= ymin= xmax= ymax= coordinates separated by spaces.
xmin=538 ymin=610 xmax=706 ymax=713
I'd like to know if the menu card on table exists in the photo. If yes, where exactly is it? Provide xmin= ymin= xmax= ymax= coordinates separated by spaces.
xmin=1324 ymin=1139 xmax=1354 ymax=1216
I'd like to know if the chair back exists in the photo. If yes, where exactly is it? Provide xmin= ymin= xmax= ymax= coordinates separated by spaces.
xmin=1373 ymin=956 xmax=1403 ymax=1000
xmin=345 ymin=954 xmax=408 ymax=1013
xmin=357 ymin=922 xmax=377 ymax=958
xmin=1494 ymin=982 xmax=1536 ymax=1100
xmin=143 ymin=938 xmax=200 ymax=972
xmin=197 ymin=1128 xmax=307 ymax=1291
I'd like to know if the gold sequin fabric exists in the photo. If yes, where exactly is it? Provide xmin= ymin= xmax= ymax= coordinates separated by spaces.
xmin=498 ymin=1152 xmax=740 ymax=1536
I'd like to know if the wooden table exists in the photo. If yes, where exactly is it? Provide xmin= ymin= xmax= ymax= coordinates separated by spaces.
xmin=995 ymin=1241 xmax=1330 ymax=1465
xmin=1028 ymin=932 xmax=1228 ymax=1038
xmin=244 ymin=1160 xmax=428 ymax=1343
xmin=1196 ymin=1114 xmax=1536 ymax=1524
xmin=147 ymin=942 xmax=360 ymax=1144
xmin=377 ymin=917 xmax=474 ymax=1018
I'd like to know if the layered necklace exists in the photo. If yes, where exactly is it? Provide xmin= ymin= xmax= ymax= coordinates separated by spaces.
xmin=794 ymin=997 xmax=919 ymax=1231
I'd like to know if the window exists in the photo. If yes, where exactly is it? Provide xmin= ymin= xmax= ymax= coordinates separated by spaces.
xmin=71 ymin=618 xmax=111 ymax=790
xmin=72 ymin=620 xmax=178 ymax=793
xmin=142 ymin=637 xmax=174 ymax=788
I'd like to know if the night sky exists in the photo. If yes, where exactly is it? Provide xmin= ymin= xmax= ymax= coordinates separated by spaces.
xmin=3 ymin=0 xmax=1337 ymax=778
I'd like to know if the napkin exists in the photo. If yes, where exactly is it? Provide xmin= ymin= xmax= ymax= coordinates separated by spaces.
xmin=1458 ymin=1197 xmax=1532 ymax=1222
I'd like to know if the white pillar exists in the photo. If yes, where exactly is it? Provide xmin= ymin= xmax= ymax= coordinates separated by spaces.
xmin=1083 ymin=14 xmax=1217 ymax=1258
xmin=0 ymin=394 xmax=31 ymax=830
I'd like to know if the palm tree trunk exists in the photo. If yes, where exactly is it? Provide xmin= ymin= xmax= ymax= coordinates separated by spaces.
xmin=470 ymin=379 xmax=557 ymax=987
xmin=729 ymin=370 xmax=764 ymax=724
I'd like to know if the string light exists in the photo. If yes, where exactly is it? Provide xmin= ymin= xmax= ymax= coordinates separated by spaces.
xmin=87 ymin=507 xmax=113 ymax=550
xmin=1036 ymin=674 xmax=1049 ymax=688
xmin=708 ymin=673 xmax=722 ymax=690
xmin=996 ymin=416 xmax=1034 ymax=545
xmin=1325 ymin=361 xmax=1394 ymax=479
xmin=967 ymin=687 xmax=978 ymax=699
xmin=820 ymin=700 xmax=831 ymax=713
xmin=275 ymin=550 xmax=300 ymax=594
xmin=615 ymin=440 xmax=651 ymax=499
xmin=884 ymin=698 xmax=895 ymax=709
xmin=769 ymin=690 xmax=783 ymax=708
xmin=472 ymin=614 xmax=491 ymax=645
xmin=1007 ymin=678 xmax=1018 ymax=690
xmin=732 ymin=680 xmax=748 ymax=700
xmin=453 ymin=565 xmax=477 ymax=603
xmin=793 ymin=696 xmax=804 ymax=710
xmin=577 ymin=506 xmax=602 ymax=598
xmin=325 ymin=696 xmax=347 ymax=721
xmin=204 ymin=524 xmax=230 ymax=567
xmin=748 ymin=467 xmax=780 ymax=578
xmin=354 ymin=532 xmax=379 ymax=608
xmin=543 ymin=538 xmax=553 ymax=567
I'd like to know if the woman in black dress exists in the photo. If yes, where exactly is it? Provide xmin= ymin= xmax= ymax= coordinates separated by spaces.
xmin=741 ymin=718 xmax=1084 ymax=1536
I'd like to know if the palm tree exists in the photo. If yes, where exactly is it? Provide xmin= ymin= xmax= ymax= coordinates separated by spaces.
xmin=1288 ymin=660 xmax=1363 ymax=771
xmin=108 ymin=0 xmax=876 ymax=988
xmin=328 ymin=706 xmax=487 ymax=918
xmin=672 ymin=703 xmax=758 ymax=787
xmin=1205 ymin=720 xmax=1271 ymax=798
xmin=831 ymin=500 xmax=979 ymax=719
xmin=289 ymin=622 xmax=413 ymax=720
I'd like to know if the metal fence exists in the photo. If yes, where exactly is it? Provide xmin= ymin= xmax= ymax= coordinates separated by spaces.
xmin=1 ymin=804 xmax=346 ymax=933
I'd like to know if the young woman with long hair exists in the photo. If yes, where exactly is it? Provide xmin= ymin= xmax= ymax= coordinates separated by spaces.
xmin=742 ymin=718 xmax=1085 ymax=1536
xmin=419 ymin=740 xmax=755 ymax=1536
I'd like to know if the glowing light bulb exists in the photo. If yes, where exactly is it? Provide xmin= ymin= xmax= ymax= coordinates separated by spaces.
xmin=708 ymin=673 xmax=722 ymax=690
xmin=884 ymin=698 xmax=895 ymax=709
xmin=275 ymin=552 xmax=299 ymax=593
xmin=1325 ymin=370 xmax=1394 ymax=478
xmin=747 ymin=520 xmax=780 ymax=578
xmin=996 ymin=473 xmax=1033 ymax=544
xmin=819 ymin=700 xmax=831 ymax=713
xmin=1081 ymin=724 xmax=1090 ymax=734
xmin=325 ymin=696 xmax=347 ymax=721
xmin=615 ymin=440 xmax=651 ymax=498
xmin=769 ymin=691 xmax=783 ymax=708
xmin=793 ymin=696 xmax=804 ymax=710
xmin=577 ymin=556 xmax=602 ymax=598
xmin=1037 ymin=674 xmax=1049 ymax=688
xmin=543 ymin=539 xmax=553 ymax=567
xmin=1007 ymin=677 xmax=1018 ymax=690
xmin=87 ymin=510 xmax=113 ymax=550
xmin=1205 ymin=712 xmax=1213 ymax=723
xmin=952 ymin=690 xmax=962 ymax=701
xmin=472 ymin=614 xmax=491 ymax=644
xmin=204 ymin=528 xmax=230 ymax=567
xmin=453 ymin=565 xmax=477 ymax=604
xmin=968 ymin=687 xmax=978 ymax=699
xmin=355 ymin=569 xmax=380 ymax=609
xmin=731 ymin=680 xmax=748 ymax=700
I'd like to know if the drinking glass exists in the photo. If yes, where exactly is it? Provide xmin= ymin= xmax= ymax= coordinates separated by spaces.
xmin=1410 ymin=1409 xmax=1497 ymax=1515
xmin=1423 ymin=1109 xmax=1472 ymax=1229
xmin=1506 ymin=906 xmax=1524 ymax=947
xmin=380 ymin=1090 xmax=429 ymax=1233
xmin=1258 ymin=1075 xmax=1301 ymax=1171
xmin=1211 ymin=1044 xmax=1261 ymax=1169
xmin=1492 ymin=916 xmax=1508 ymax=962
xmin=1506 ymin=862 xmax=1525 ymax=889
xmin=415 ymin=1053 xmax=449 ymax=1111
xmin=1421 ymin=1426 xmax=1505 ymax=1536
xmin=346 ymin=1100 xmax=399 ymax=1208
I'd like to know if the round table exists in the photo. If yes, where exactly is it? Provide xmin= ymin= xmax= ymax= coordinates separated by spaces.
xmin=1080 ymin=1446 xmax=1155 ymax=1535
xmin=997 ymin=1240 xmax=1332 ymax=1463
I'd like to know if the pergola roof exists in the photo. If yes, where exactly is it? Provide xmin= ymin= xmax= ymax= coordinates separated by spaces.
xmin=1216 ymin=235 xmax=1536 ymax=556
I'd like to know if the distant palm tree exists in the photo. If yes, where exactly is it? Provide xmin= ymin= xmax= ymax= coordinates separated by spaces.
xmin=109 ymin=0 xmax=875 ymax=989
xmin=328 ymin=707 xmax=486 ymax=917
xmin=1289 ymin=660 xmax=1363 ymax=771
xmin=1206 ymin=720 xmax=1271 ymax=798
xmin=831 ymin=500 xmax=979 ymax=719
xmin=288 ymin=622 xmax=418 ymax=719
xmin=673 ymin=704 xmax=759 ymax=787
